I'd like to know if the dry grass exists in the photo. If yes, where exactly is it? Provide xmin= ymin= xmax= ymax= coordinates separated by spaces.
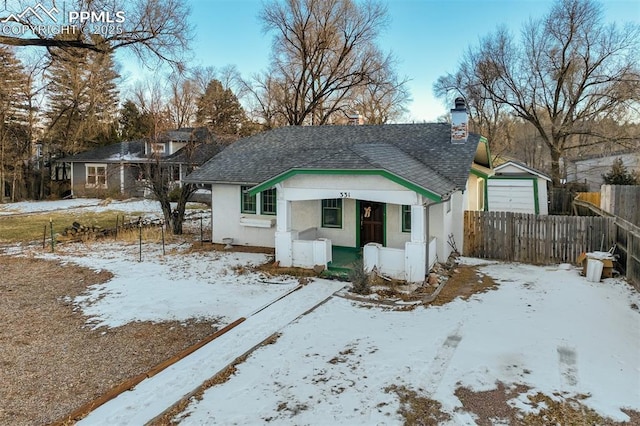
xmin=385 ymin=384 xmax=452 ymax=425
xmin=383 ymin=381 xmax=639 ymax=426
xmin=0 ymin=210 xmax=149 ymax=244
xmin=428 ymin=264 xmax=498 ymax=306
xmin=0 ymin=254 xmax=219 ymax=426
xmin=454 ymin=382 xmax=640 ymax=426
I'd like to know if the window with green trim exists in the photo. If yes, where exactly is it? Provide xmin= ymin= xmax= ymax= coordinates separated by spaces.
xmin=401 ymin=205 xmax=411 ymax=232
xmin=322 ymin=199 xmax=342 ymax=228
xmin=241 ymin=185 xmax=256 ymax=213
xmin=261 ymin=188 xmax=277 ymax=215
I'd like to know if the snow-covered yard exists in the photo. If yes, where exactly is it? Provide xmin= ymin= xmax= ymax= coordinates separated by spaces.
xmin=2 ymin=198 xmax=639 ymax=424
xmin=177 ymin=260 xmax=640 ymax=425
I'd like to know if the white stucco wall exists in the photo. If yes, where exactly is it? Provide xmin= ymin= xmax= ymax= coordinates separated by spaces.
xmin=280 ymin=174 xmax=420 ymax=206
xmin=466 ymin=174 xmax=485 ymax=211
xmin=314 ymin=198 xmax=357 ymax=248
xmin=386 ymin=204 xmax=412 ymax=249
xmin=212 ymin=181 xmax=423 ymax=251
xmin=450 ymin=191 xmax=465 ymax=255
xmin=211 ymin=184 xmax=276 ymax=247
xmin=427 ymin=198 xmax=455 ymax=263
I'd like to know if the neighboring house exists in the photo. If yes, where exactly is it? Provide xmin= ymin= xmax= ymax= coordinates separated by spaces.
xmin=55 ymin=128 xmax=219 ymax=198
xmin=487 ymin=160 xmax=551 ymax=215
xmin=185 ymin=99 xmax=492 ymax=282
xmin=566 ymin=149 xmax=640 ymax=191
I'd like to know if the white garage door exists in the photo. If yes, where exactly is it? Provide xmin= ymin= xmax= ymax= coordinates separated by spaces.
xmin=487 ymin=179 xmax=536 ymax=214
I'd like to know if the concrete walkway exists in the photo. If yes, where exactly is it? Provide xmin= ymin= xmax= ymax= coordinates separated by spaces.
xmin=78 ymin=279 xmax=345 ymax=425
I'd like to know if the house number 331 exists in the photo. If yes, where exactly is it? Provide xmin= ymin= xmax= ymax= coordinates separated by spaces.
xmin=339 ymin=192 xmax=351 ymax=198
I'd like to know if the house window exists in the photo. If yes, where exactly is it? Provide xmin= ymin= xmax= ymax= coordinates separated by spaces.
xmin=86 ymin=164 xmax=107 ymax=188
xmin=401 ymin=205 xmax=411 ymax=232
xmin=151 ymin=143 xmax=165 ymax=154
xmin=261 ymin=188 xmax=277 ymax=215
xmin=322 ymin=199 xmax=342 ymax=228
xmin=241 ymin=185 xmax=256 ymax=214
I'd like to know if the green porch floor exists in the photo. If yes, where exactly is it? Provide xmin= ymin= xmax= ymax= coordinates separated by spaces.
xmin=322 ymin=246 xmax=362 ymax=280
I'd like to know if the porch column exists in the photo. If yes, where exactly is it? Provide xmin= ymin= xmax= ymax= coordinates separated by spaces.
xmin=410 ymin=204 xmax=426 ymax=242
xmin=406 ymin=204 xmax=427 ymax=282
xmin=275 ymin=197 xmax=294 ymax=267
xmin=276 ymin=197 xmax=291 ymax=232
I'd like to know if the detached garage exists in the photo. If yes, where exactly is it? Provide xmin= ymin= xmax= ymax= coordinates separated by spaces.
xmin=487 ymin=161 xmax=551 ymax=215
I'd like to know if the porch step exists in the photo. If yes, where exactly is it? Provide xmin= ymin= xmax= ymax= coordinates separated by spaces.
xmin=321 ymin=265 xmax=352 ymax=281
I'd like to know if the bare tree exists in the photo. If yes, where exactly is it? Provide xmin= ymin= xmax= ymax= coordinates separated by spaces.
xmin=434 ymin=0 xmax=640 ymax=185
xmin=0 ymin=0 xmax=192 ymax=69
xmin=255 ymin=0 xmax=402 ymax=125
xmin=434 ymin=62 xmax=513 ymax=156
xmin=132 ymin=80 xmax=201 ymax=234
xmin=348 ymin=59 xmax=411 ymax=124
xmin=240 ymin=71 xmax=289 ymax=130
xmin=167 ymin=73 xmax=198 ymax=129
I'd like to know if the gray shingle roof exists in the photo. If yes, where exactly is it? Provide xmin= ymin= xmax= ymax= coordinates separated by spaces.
xmin=184 ymin=123 xmax=483 ymax=198
xmin=164 ymin=142 xmax=222 ymax=166
xmin=62 ymin=140 xmax=144 ymax=163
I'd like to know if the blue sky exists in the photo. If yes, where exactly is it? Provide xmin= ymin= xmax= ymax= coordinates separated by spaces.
xmin=130 ymin=0 xmax=640 ymax=122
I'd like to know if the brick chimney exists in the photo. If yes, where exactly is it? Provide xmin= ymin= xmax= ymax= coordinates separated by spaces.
xmin=347 ymin=112 xmax=364 ymax=125
xmin=451 ymin=97 xmax=468 ymax=144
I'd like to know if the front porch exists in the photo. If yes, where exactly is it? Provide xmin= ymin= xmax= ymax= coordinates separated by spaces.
xmin=275 ymin=201 xmax=439 ymax=283
xmin=249 ymin=172 xmax=453 ymax=283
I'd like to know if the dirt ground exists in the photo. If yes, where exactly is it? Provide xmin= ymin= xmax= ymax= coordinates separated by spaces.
xmin=0 ymin=255 xmax=219 ymax=426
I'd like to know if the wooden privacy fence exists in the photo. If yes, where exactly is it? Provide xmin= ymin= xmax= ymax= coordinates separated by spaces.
xmin=464 ymin=211 xmax=616 ymax=265
xmin=614 ymin=220 xmax=640 ymax=290
xmin=600 ymin=185 xmax=640 ymax=227
xmin=575 ymin=192 xmax=601 ymax=207
xmin=572 ymin=198 xmax=640 ymax=290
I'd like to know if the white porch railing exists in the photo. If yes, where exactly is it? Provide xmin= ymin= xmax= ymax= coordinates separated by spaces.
xmin=364 ymin=243 xmax=406 ymax=281
xmin=291 ymin=228 xmax=331 ymax=268
xmin=364 ymin=237 xmax=438 ymax=283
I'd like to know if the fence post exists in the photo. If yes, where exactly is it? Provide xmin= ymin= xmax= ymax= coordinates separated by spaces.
xmin=162 ymin=222 xmax=165 ymax=256
xmin=49 ymin=218 xmax=55 ymax=253
xmin=138 ymin=221 xmax=142 ymax=262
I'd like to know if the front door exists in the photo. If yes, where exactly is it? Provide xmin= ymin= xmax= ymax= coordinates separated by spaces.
xmin=359 ymin=201 xmax=384 ymax=246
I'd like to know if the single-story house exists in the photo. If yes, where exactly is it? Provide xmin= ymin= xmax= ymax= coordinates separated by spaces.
xmin=55 ymin=128 xmax=220 ymax=198
xmin=185 ymin=99 xmax=492 ymax=282
xmin=487 ymin=160 xmax=551 ymax=215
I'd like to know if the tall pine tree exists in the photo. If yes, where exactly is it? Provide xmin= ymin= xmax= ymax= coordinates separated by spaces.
xmin=196 ymin=79 xmax=247 ymax=136
xmin=119 ymin=100 xmax=153 ymax=141
xmin=45 ymin=35 xmax=120 ymax=156
xmin=0 ymin=47 xmax=30 ymax=201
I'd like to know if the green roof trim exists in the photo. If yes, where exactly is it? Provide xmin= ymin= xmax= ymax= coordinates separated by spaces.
xmin=248 ymin=169 xmax=442 ymax=201
xmin=470 ymin=167 xmax=490 ymax=179
xmin=480 ymin=136 xmax=493 ymax=169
